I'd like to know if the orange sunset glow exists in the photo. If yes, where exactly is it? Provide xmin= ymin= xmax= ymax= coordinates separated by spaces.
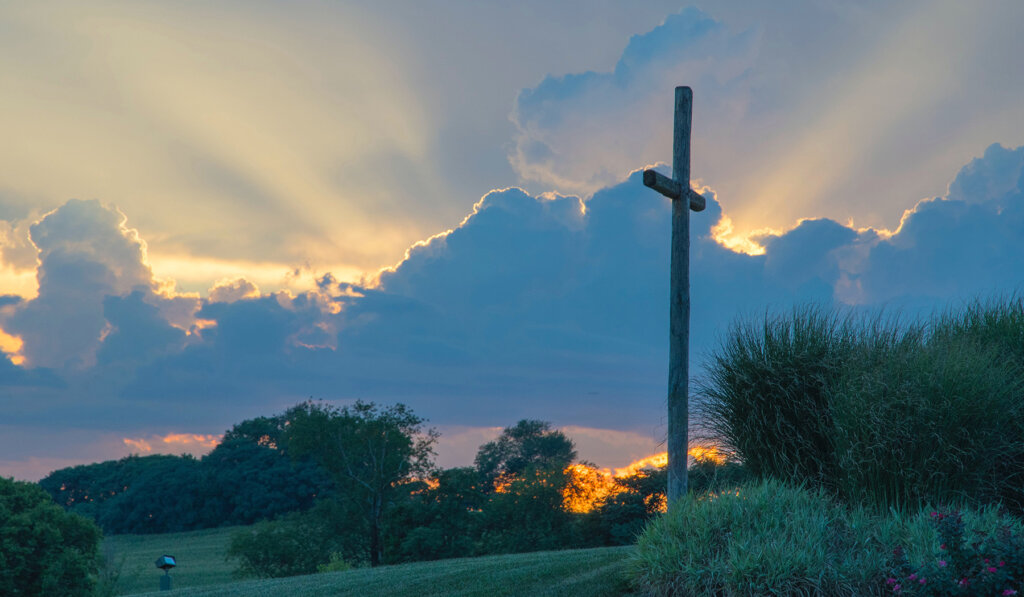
xmin=122 ymin=433 xmax=223 ymax=455
xmin=562 ymin=446 xmax=728 ymax=513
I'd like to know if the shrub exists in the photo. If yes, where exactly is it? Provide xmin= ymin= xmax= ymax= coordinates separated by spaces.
xmin=831 ymin=332 xmax=1024 ymax=512
xmin=226 ymin=507 xmax=340 ymax=578
xmin=889 ymin=507 xmax=1024 ymax=596
xmin=696 ymin=306 xmax=858 ymax=493
xmin=0 ymin=476 xmax=102 ymax=596
xmin=631 ymin=479 xmax=892 ymax=596
xmin=317 ymin=552 xmax=353 ymax=574
xmin=698 ymin=298 xmax=1024 ymax=514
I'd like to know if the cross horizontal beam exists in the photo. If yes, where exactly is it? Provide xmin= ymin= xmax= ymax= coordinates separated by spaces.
xmin=642 ymin=169 xmax=706 ymax=212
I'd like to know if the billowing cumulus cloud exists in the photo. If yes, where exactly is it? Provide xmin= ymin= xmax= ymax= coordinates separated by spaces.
xmin=853 ymin=144 xmax=1024 ymax=309
xmin=510 ymin=7 xmax=758 ymax=196
xmin=3 ymin=143 xmax=1024 ymax=481
xmin=510 ymin=3 xmax=1024 ymax=252
xmin=1 ymin=199 xmax=195 ymax=370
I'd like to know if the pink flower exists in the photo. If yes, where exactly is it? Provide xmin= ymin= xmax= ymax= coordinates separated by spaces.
xmin=986 ymin=559 xmax=991 ymax=564
xmin=886 ymin=578 xmax=897 ymax=585
xmin=908 ymin=574 xmax=917 ymax=581
xmin=919 ymin=578 xmax=926 ymax=585
xmin=938 ymin=560 xmax=947 ymax=567
xmin=1000 ymin=561 xmax=1006 ymax=567
xmin=1002 ymin=590 xmax=1017 ymax=596
xmin=893 ymin=584 xmax=901 ymax=593
xmin=940 ymin=543 xmax=947 ymax=550
xmin=959 ymin=578 xmax=970 ymax=587
xmin=989 ymin=567 xmax=999 ymax=573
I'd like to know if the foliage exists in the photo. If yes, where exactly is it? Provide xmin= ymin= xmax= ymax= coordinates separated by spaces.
xmin=317 ymin=552 xmax=354 ymax=574
xmin=39 ymin=418 xmax=334 ymax=535
xmin=587 ymin=467 xmax=667 ymax=546
xmin=889 ymin=508 xmax=1024 ymax=596
xmin=687 ymin=456 xmax=753 ymax=496
xmin=697 ymin=297 xmax=1024 ymax=514
xmin=479 ymin=467 xmax=579 ymax=554
xmin=384 ymin=467 xmax=487 ymax=563
xmin=831 ymin=329 xmax=1024 ymax=512
xmin=474 ymin=419 xmax=576 ymax=490
xmin=200 ymin=436 xmax=334 ymax=526
xmin=284 ymin=400 xmax=437 ymax=567
xmin=226 ymin=506 xmax=340 ymax=579
xmin=696 ymin=305 xmax=856 ymax=492
xmin=631 ymin=478 xmax=895 ymax=596
xmin=0 ymin=476 xmax=102 ymax=597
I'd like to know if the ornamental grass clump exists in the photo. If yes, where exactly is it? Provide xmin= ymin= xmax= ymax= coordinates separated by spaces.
xmin=697 ymin=296 xmax=1024 ymax=515
xmin=830 ymin=331 xmax=1024 ymax=512
xmin=696 ymin=306 xmax=860 ymax=494
xmin=631 ymin=478 xmax=893 ymax=596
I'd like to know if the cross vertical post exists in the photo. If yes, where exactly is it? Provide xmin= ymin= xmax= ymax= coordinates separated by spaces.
xmin=642 ymin=86 xmax=705 ymax=509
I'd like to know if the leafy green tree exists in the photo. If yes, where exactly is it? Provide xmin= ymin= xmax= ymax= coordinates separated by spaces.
xmin=220 ymin=414 xmax=289 ymax=450
xmin=474 ymin=420 xmax=576 ymax=490
xmin=202 ymin=431 xmax=333 ymax=526
xmin=0 ymin=476 xmax=102 ymax=596
xmin=40 ymin=416 xmax=334 ymax=534
xmin=285 ymin=400 xmax=437 ymax=566
xmin=591 ymin=467 xmax=667 ymax=546
xmin=40 ymin=454 xmax=204 ymax=534
xmin=385 ymin=467 xmax=487 ymax=562
xmin=480 ymin=467 xmax=578 ymax=554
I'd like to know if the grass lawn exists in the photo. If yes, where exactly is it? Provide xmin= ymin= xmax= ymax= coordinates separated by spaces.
xmin=103 ymin=526 xmax=239 ymax=595
xmin=104 ymin=527 xmax=635 ymax=597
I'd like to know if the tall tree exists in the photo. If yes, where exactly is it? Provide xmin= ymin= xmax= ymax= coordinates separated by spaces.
xmin=284 ymin=400 xmax=437 ymax=566
xmin=0 ymin=476 xmax=101 ymax=596
xmin=475 ymin=419 xmax=576 ymax=489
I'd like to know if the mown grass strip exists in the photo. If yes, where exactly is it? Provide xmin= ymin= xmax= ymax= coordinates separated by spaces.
xmin=122 ymin=546 xmax=634 ymax=597
xmin=103 ymin=526 xmax=239 ymax=595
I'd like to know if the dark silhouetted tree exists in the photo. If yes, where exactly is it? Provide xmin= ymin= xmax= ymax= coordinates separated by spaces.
xmin=474 ymin=419 xmax=576 ymax=490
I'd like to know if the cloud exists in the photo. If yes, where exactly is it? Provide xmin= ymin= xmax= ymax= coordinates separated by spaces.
xmin=3 ymin=142 xmax=1024 ymax=481
xmin=122 ymin=432 xmax=221 ymax=455
xmin=853 ymin=144 xmax=1024 ymax=308
xmin=208 ymin=278 xmax=261 ymax=303
xmin=509 ymin=3 xmax=1024 ymax=256
xmin=510 ymin=7 xmax=758 ymax=196
xmin=0 ymin=218 xmax=39 ymax=270
xmin=0 ymin=199 xmax=194 ymax=370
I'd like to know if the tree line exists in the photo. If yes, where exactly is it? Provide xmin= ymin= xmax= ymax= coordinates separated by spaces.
xmin=39 ymin=400 xmax=749 ymax=576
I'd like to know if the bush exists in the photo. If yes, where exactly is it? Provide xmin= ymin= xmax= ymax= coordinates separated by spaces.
xmin=317 ymin=552 xmax=354 ymax=574
xmin=0 ymin=476 xmax=102 ymax=596
xmin=831 ymin=332 xmax=1024 ymax=512
xmin=698 ymin=298 xmax=1024 ymax=514
xmin=632 ymin=479 xmax=1024 ymax=596
xmin=632 ymin=478 xmax=895 ymax=596
xmin=889 ymin=507 xmax=1024 ymax=596
xmin=697 ymin=306 xmax=858 ymax=492
xmin=226 ymin=507 xmax=340 ymax=578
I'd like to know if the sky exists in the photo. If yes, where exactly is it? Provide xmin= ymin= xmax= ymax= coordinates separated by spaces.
xmin=2 ymin=1 xmax=1024 ymax=481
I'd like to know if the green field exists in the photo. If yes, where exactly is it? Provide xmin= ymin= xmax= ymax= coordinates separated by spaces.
xmin=102 ymin=527 xmax=240 ymax=595
xmin=102 ymin=527 xmax=635 ymax=596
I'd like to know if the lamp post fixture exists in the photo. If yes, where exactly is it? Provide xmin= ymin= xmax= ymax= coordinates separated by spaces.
xmin=155 ymin=554 xmax=176 ymax=591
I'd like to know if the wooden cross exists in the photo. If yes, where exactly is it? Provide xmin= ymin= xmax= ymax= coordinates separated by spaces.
xmin=642 ymin=86 xmax=705 ymax=509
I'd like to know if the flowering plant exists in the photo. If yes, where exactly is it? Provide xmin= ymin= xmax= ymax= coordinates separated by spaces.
xmin=888 ymin=509 xmax=1024 ymax=596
